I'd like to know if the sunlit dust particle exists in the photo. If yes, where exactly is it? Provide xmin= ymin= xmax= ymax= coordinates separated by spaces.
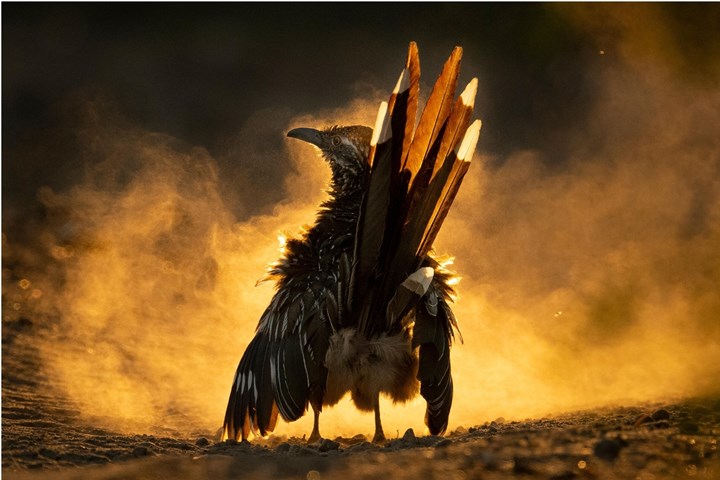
xmin=31 ymin=289 xmax=43 ymax=299
xmin=19 ymin=279 xmax=31 ymax=290
xmin=554 ymin=311 xmax=563 ymax=317
xmin=577 ymin=460 xmax=587 ymax=469
xmin=12 ymin=303 xmax=22 ymax=311
xmin=306 ymin=470 xmax=320 ymax=480
xmin=599 ymin=50 xmax=605 ymax=55
xmin=689 ymin=439 xmax=696 ymax=445
xmin=686 ymin=464 xmax=697 ymax=476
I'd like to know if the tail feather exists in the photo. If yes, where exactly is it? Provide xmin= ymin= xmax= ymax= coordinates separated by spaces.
xmin=418 ymin=120 xmax=481 ymax=258
xmin=359 ymin=45 xmax=476 ymax=337
xmin=402 ymin=46 xmax=462 ymax=184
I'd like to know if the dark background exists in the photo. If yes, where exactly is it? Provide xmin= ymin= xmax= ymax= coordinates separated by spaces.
xmin=3 ymin=2 xmax=719 ymax=228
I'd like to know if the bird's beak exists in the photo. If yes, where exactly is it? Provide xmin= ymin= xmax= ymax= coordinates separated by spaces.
xmin=287 ymin=127 xmax=324 ymax=148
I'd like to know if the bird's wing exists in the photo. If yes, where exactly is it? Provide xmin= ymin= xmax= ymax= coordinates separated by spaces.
xmin=223 ymin=286 xmax=334 ymax=441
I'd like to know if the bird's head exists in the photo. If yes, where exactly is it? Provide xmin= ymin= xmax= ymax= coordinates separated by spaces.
xmin=287 ymin=125 xmax=373 ymax=188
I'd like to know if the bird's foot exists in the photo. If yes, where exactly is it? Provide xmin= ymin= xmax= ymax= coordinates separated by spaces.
xmin=372 ymin=431 xmax=386 ymax=444
xmin=307 ymin=431 xmax=322 ymax=444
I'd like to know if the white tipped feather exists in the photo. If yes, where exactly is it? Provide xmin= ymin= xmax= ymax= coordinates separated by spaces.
xmin=456 ymin=119 xmax=482 ymax=162
xmin=402 ymin=266 xmax=435 ymax=295
xmin=460 ymin=78 xmax=478 ymax=107
xmin=393 ymin=68 xmax=410 ymax=94
xmin=370 ymin=101 xmax=391 ymax=146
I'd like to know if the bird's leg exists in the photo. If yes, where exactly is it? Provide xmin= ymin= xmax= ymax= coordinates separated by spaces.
xmin=372 ymin=393 xmax=386 ymax=444
xmin=307 ymin=403 xmax=322 ymax=444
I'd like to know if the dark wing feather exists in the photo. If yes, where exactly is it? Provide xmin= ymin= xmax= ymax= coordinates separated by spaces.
xmin=416 ymin=294 xmax=455 ymax=436
xmin=223 ymin=334 xmax=276 ymax=440
xmin=223 ymin=286 xmax=332 ymax=440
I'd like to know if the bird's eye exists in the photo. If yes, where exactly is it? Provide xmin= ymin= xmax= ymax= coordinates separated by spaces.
xmin=331 ymin=136 xmax=342 ymax=146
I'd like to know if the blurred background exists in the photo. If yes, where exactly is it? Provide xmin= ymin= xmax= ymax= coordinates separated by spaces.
xmin=3 ymin=3 xmax=720 ymax=438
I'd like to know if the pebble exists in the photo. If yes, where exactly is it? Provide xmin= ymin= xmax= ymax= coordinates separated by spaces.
xmin=132 ymin=446 xmax=150 ymax=457
xmin=402 ymin=428 xmax=416 ymax=442
xmin=318 ymin=438 xmax=339 ymax=452
xmin=452 ymin=426 xmax=467 ymax=436
xmin=195 ymin=437 xmax=210 ymax=447
xmin=651 ymin=409 xmax=671 ymax=421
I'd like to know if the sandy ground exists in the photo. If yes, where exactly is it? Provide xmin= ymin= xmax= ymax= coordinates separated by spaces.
xmin=3 ymin=315 xmax=719 ymax=479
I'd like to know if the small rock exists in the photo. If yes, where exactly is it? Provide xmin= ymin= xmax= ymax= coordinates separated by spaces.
xmin=651 ymin=409 xmax=671 ymax=421
xmin=593 ymin=438 xmax=623 ymax=461
xmin=276 ymin=442 xmax=291 ymax=453
xmin=402 ymin=428 xmax=416 ymax=442
xmin=132 ymin=446 xmax=150 ymax=457
xmin=452 ymin=426 xmax=467 ymax=436
xmin=494 ymin=417 xmax=506 ymax=425
xmin=318 ymin=438 xmax=339 ymax=452
xmin=195 ymin=437 xmax=210 ymax=447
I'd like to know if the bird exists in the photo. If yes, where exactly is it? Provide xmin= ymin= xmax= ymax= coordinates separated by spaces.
xmin=222 ymin=42 xmax=481 ymax=444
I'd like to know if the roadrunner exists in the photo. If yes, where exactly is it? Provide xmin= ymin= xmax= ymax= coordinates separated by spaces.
xmin=223 ymin=43 xmax=481 ymax=443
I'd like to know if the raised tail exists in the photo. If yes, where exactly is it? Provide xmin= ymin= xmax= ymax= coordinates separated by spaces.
xmin=350 ymin=43 xmax=481 ymax=339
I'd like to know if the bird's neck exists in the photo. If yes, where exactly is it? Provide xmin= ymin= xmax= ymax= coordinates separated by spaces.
xmin=315 ymin=173 xmax=366 ymax=235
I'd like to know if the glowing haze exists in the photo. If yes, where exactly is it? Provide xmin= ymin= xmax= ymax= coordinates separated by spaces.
xmin=6 ymin=7 xmax=720 ymax=439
